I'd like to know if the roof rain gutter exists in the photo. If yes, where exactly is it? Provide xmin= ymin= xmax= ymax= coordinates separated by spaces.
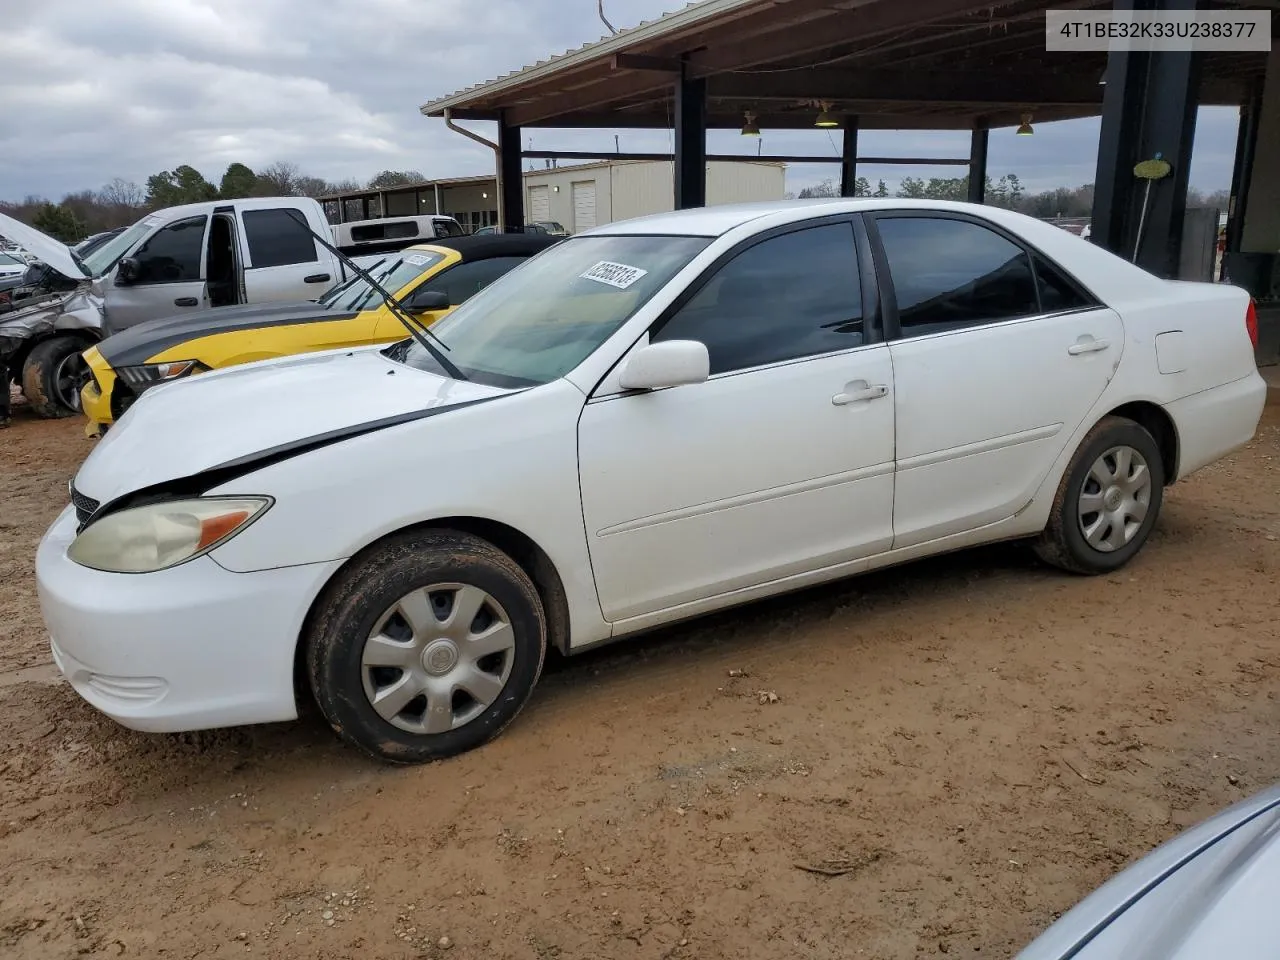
xmin=443 ymin=108 xmax=508 ymax=232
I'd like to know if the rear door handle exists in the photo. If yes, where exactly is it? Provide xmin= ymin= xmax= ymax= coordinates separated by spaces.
xmin=832 ymin=382 xmax=888 ymax=406
xmin=304 ymin=273 xmax=332 ymax=284
xmin=174 ymin=297 xmax=198 ymax=307
xmin=1068 ymin=336 xmax=1110 ymax=355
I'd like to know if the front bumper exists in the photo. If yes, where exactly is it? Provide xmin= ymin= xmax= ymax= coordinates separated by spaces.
xmin=79 ymin=346 xmax=115 ymax=436
xmin=36 ymin=505 xmax=342 ymax=733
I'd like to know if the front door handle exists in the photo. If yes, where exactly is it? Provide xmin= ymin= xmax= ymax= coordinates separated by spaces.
xmin=304 ymin=273 xmax=332 ymax=284
xmin=832 ymin=381 xmax=888 ymax=406
xmin=174 ymin=297 xmax=198 ymax=307
xmin=1068 ymin=336 xmax=1110 ymax=356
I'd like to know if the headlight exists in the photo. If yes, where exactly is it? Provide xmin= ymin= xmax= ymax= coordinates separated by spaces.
xmin=68 ymin=497 xmax=271 ymax=573
xmin=115 ymin=360 xmax=205 ymax=388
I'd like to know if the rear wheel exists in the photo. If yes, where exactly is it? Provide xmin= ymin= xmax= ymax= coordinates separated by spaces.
xmin=306 ymin=530 xmax=546 ymax=764
xmin=22 ymin=336 xmax=89 ymax=418
xmin=1035 ymin=416 xmax=1164 ymax=574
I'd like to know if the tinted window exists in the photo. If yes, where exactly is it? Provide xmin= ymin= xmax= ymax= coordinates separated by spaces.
xmin=242 ymin=208 xmax=318 ymax=268
xmin=435 ymin=220 xmax=465 ymax=238
xmin=876 ymin=217 xmax=1038 ymax=335
xmin=653 ymin=222 xmax=863 ymax=375
xmin=351 ymin=221 xmax=420 ymax=243
xmin=1035 ymin=256 xmax=1094 ymax=313
xmin=132 ymin=216 xmax=207 ymax=284
xmin=418 ymin=257 xmax=528 ymax=306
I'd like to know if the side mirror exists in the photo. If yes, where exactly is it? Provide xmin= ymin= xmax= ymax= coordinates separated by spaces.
xmin=618 ymin=340 xmax=710 ymax=391
xmin=115 ymin=257 xmax=139 ymax=285
xmin=404 ymin=289 xmax=450 ymax=312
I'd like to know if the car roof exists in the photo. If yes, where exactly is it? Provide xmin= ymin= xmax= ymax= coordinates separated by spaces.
xmin=411 ymin=233 xmax=562 ymax=259
xmin=582 ymin=198 xmax=1035 ymax=237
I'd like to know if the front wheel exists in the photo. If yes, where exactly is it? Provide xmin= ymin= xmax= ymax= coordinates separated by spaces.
xmin=22 ymin=336 xmax=90 ymax=418
xmin=1035 ymin=415 xmax=1165 ymax=575
xmin=306 ymin=530 xmax=547 ymax=764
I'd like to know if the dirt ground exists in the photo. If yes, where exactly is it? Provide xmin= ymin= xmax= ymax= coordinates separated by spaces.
xmin=1 ymin=398 xmax=1278 ymax=960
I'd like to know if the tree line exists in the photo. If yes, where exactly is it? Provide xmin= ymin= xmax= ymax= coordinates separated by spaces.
xmin=796 ymin=174 xmax=1229 ymax=219
xmin=0 ymin=163 xmax=427 ymax=243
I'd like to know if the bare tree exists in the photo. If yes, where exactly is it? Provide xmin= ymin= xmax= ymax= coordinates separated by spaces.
xmin=253 ymin=161 xmax=304 ymax=196
xmin=98 ymin=178 xmax=145 ymax=210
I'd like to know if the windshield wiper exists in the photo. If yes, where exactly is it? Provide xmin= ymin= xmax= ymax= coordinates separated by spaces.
xmin=285 ymin=210 xmax=466 ymax=382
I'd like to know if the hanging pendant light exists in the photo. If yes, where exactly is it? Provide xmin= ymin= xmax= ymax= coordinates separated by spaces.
xmin=741 ymin=110 xmax=761 ymax=137
xmin=814 ymin=101 xmax=839 ymax=128
xmin=1016 ymin=113 xmax=1035 ymax=136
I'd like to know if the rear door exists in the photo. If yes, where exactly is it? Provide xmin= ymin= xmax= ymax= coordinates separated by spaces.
xmin=238 ymin=205 xmax=331 ymax=304
xmin=103 ymin=215 xmax=209 ymax=331
xmin=869 ymin=211 xmax=1124 ymax=548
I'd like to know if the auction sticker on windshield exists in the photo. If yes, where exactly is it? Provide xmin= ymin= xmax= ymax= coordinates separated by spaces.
xmin=580 ymin=261 xmax=649 ymax=289
xmin=404 ymin=254 xmax=431 ymax=266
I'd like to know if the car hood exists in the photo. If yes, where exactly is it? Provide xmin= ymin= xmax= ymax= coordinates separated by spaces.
xmin=0 ymin=212 xmax=88 ymax=282
xmin=99 ymin=300 xmax=356 ymax=366
xmin=1018 ymin=783 xmax=1280 ymax=960
xmin=74 ymin=346 xmax=514 ymax=505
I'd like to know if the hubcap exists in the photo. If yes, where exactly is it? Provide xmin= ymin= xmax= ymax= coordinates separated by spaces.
xmin=52 ymin=353 xmax=88 ymax=412
xmin=1077 ymin=445 xmax=1152 ymax=553
xmin=360 ymin=583 xmax=516 ymax=735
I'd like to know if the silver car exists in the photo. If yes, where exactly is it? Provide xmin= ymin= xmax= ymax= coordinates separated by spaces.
xmin=1018 ymin=783 xmax=1280 ymax=959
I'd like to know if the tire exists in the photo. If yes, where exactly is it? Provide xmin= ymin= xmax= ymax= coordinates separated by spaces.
xmin=1035 ymin=415 xmax=1165 ymax=575
xmin=306 ymin=529 xmax=547 ymax=764
xmin=22 ymin=336 xmax=89 ymax=418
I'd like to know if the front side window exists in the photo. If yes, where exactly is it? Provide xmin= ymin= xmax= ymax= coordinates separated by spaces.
xmin=876 ymin=216 xmax=1038 ymax=336
xmin=131 ymin=215 xmax=207 ymax=284
xmin=242 ymin=208 xmax=319 ymax=269
xmin=398 ymin=235 xmax=710 ymax=387
xmin=434 ymin=220 xmax=465 ymax=238
xmin=413 ymin=256 xmax=528 ymax=307
xmin=653 ymin=222 xmax=864 ymax=375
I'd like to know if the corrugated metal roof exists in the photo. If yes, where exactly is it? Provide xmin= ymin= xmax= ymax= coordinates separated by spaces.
xmin=419 ymin=0 xmax=769 ymax=116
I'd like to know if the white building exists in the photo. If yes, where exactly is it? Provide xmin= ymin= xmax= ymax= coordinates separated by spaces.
xmin=322 ymin=160 xmax=787 ymax=234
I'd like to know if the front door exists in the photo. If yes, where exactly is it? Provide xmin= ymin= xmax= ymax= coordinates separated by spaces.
xmin=870 ymin=213 xmax=1125 ymax=547
xmin=103 ymin=214 xmax=209 ymax=332
xmin=578 ymin=220 xmax=896 ymax=622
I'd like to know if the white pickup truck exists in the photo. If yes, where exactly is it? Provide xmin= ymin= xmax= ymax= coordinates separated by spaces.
xmin=1 ymin=197 xmax=363 ymax=419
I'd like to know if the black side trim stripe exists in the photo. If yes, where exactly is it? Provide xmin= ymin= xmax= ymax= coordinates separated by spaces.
xmin=86 ymin=393 xmax=514 ymax=525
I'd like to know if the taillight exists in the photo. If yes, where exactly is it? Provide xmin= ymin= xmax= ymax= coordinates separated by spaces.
xmin=1245 ymin=299 xmax=1258 ymax=350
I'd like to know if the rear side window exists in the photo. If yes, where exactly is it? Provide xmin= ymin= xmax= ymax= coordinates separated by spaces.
xmin=875 ymin=216 xmax=1038 ymax=335
xmin=351 ymin=221 xmax=420 ymax=243
xmin=416 ymin=256 xmax=528 ymax=306
xmin=242 ymin=208 xmax=319 ymax=268
xmin=1035 ymin=256 xmax=1095 ymax=313
xmin=653 ymin=221 xmax=864 ymax=375
xmin=131 ymin=215 xmax=207 ymax=284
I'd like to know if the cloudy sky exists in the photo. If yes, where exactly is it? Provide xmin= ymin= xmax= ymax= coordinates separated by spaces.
xmin=1 ymin=0 xmax=1240 ymax=203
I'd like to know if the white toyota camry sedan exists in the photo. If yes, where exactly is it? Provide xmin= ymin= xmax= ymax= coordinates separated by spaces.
xmin=37 ymin=200 xmax=1266 ymax=763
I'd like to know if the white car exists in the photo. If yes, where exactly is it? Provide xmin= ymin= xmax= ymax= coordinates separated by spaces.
xmin=0 ymin=251 xmax=29 ymax=280
xmin=36 ymin=200 xmax=1266 ymax=763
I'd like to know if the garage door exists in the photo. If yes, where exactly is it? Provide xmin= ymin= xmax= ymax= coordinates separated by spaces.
xmin=572 ymin=181 xmax=597 ymax=233
xmin=528 ymin=185 xmax=550 ymax=223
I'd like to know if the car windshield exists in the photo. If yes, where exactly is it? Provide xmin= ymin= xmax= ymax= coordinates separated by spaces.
xmin=320 ymin=250 xmax=446 ymax=312
xmin=396 ymin=234 xmax=711 ymax=387
xmin=79 ymin=219 xmax=152 ymax=277
xmin=0 ymin=253 xmax=21 ymax=266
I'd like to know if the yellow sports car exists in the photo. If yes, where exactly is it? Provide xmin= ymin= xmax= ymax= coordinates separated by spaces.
xmin=80 ymin=233 xmax=558 ymax=435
